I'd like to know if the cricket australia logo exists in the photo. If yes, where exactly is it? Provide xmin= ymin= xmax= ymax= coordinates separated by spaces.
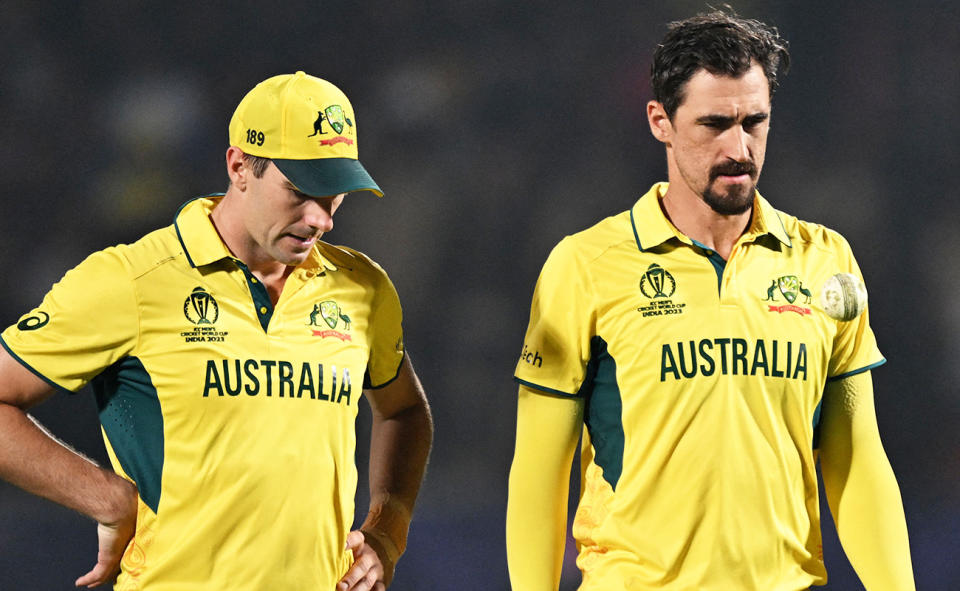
xmin=307 ymin=104 xmax=355 ymax=147
xmin=308 ymin=301 xmax=352 ymax=341
xmin=180 ymin=287 xmax=229 ymax=343
xmin=637 ymin=263 xmax=686 ymax=318
xmin=184 ymin=286 xmax=219 ymax=324
xmin=763 ymin=275 xmax=812 ymax=316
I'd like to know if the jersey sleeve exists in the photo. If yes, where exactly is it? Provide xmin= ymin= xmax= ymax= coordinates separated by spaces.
xmin=364 ymin=266 xmax=405 ymax=389
xmin=0 ymin=248 xmax=139 ymax=392
xmin=826 ymin=238 xmax=884 ymax=380
xmin=514 ymin=237 xmax=595 ymax=396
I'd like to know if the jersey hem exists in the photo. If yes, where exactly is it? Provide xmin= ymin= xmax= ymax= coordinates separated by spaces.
xmin=826 ymin=358 xmax=886 ymax=382
xmin=0 ymin=336 xmax=73 ymax=394
xmin=514 ymin=376 xmax=579 ymax=397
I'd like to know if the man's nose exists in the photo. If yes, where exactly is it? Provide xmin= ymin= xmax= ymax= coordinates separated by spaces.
xmin=724 ymin=127 xmax=751 ymax=162
xmin=303 ymin=200 xmax=335 ymax=232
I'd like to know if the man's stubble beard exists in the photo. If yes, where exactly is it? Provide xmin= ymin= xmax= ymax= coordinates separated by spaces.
xmin=701 ymin=181 xmax=756 ymax=215
xmin=700 ymin=158 xmax=759 ymax=215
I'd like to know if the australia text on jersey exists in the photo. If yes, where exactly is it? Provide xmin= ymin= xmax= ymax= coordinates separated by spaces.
xmin=661 ymin=338 xmax=808 ymax=382
xmin=203 ymin=359 xmax=353 ymax=404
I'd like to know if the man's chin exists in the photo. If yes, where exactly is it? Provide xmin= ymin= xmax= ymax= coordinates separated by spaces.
xmin=702 ymin=184 xmax=755 ymax=216
xmin=272 ymin=250 xmax=310 ymax=267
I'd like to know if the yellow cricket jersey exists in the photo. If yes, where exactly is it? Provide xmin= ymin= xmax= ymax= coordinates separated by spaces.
xmin=1 ymin=195 xmax=405 ymax=590
xmin=514 ymin=183 xmax=884 ymax=591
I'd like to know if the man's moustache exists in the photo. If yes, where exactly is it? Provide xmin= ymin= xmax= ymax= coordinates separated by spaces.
xmin=711 ymin=162 xmax=756 ymax=178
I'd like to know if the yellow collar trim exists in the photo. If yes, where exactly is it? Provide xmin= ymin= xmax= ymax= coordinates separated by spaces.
xmin=630 ymin=182 xmax=791 ymax=251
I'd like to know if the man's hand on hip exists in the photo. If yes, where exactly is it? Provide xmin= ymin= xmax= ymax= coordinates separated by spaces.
xmin=75 ymin=479 xmax=138 ymax=588
xmin=338 ymin=530 xmax=386 ymax=591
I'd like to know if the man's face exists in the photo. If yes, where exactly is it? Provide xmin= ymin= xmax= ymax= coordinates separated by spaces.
xmin=242 ymin=162 xmax=345 ymax=266
xmin=659 ymin=63 xmax=771 ymax=215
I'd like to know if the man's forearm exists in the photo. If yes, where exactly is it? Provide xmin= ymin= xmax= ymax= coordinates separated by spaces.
xmin=506 ymin=386 xmax=583 ymax=591
xmin=0 ymin=402 xmax=136 ymax=525
xmin=362 ymin=399 xmax=433 ymax=559
xmin=819 ymin=372 xmax=915 ymax=591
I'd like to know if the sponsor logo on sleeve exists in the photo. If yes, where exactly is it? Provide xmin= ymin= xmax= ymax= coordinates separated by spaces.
xmin=17 ymin=311 xmax=49 ymax=331
xmin=519 ymin=344 xmax=543 ymax=367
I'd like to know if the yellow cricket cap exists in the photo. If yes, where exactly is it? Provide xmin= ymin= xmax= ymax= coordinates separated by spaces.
xmin=228 ymin=72 xmax=382 ymax=197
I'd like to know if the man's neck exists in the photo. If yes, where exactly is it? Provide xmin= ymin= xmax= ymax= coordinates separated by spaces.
xmin=660 ymin=184 xmax=752 ymax=260
xmin=209 ymin=191 xmax=294 ymax=304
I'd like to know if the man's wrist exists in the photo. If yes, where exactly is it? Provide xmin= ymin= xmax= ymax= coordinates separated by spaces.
xmin=360 ymin=494 xmax=411 ymax=561
xmin=95 ymin=473 xmax=138 ymax=526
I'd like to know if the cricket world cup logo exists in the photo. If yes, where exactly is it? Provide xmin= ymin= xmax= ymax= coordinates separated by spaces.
xmin=639 ymin=263 xmax=676 ymax=298
xmin=183 ymin=286 xmax=219 ymax=325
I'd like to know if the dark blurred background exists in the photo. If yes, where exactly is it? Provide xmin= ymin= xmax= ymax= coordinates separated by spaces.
xmin=1 ymin=1 xmax=957 ymax=589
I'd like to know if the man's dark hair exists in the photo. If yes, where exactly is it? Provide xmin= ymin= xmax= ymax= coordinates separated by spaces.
xmin=241 ymin=152 xmax=271 ymax=178
xmin=651 ymin=8 xmax=790 ymax=118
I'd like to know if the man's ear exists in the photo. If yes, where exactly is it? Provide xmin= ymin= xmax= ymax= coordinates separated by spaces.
xmin=647 ymin=101 xmax=673 ymax=145
xmin=225 ymin=146 xmax=247 ymax=190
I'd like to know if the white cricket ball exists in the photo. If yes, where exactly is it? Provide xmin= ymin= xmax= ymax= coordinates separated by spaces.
xmin=820 ymin=273 xmax=868 ymax=321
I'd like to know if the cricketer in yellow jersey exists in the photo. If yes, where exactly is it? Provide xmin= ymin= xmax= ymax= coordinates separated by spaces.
xmin=507 ymin=10 xmax=914 ymax=591
xmin=0 ymin=72 xmax=432 ymax=590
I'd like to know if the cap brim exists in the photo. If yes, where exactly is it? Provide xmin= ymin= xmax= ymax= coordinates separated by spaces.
xmin=272 ymin=158 xmax=383 ymax=197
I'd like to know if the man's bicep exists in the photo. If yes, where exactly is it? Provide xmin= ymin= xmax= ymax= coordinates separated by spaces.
xmin=0 ymin=345 xmax=57 ymax=409
xmin=818 ymin=370 xmax=887 ymax=495
xmin=819 ymin=371 xmax=882 ymax=452
xmin=515 ymin=384 xmax=584 ymax=446
xmin=515 ymin=238 xmax=594 ymax=396
xmin=511 ymin=384 xmax=584 ymax=486
xmin=364 ymin=355 xmax=428 ymax=420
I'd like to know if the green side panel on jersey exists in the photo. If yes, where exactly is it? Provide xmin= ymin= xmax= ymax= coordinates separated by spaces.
xmin=93 ymin=356 xmax=164 ymax=513
xmin=579 ymin=336 xmax=625 ymax=491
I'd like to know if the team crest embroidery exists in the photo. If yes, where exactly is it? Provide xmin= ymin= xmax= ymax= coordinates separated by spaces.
xmin=180 ymin=287 xmax=229 ymax=343
xmin=637 ymin=263 xmax=686 ymax=317
xmin=307 ymin=104 xmax=355 ymax=147
xmin=308 ymin=300 xmax=352 ymax=341
xmin=762 ymin=275 xmax=812 ymax=316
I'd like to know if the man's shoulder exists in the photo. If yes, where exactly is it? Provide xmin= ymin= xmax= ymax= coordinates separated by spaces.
xmin=62 ymin=224 xmax=180 ymax=286
xmin=316 ymin=241 xmax=391 ymax=282
xmin=105 ymin=223 xmax=183 ymax=279
xmin=553 ymin=208 xmax=635 ymax=265
xmin=771 ymin=206 xmax=854 ymax=255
